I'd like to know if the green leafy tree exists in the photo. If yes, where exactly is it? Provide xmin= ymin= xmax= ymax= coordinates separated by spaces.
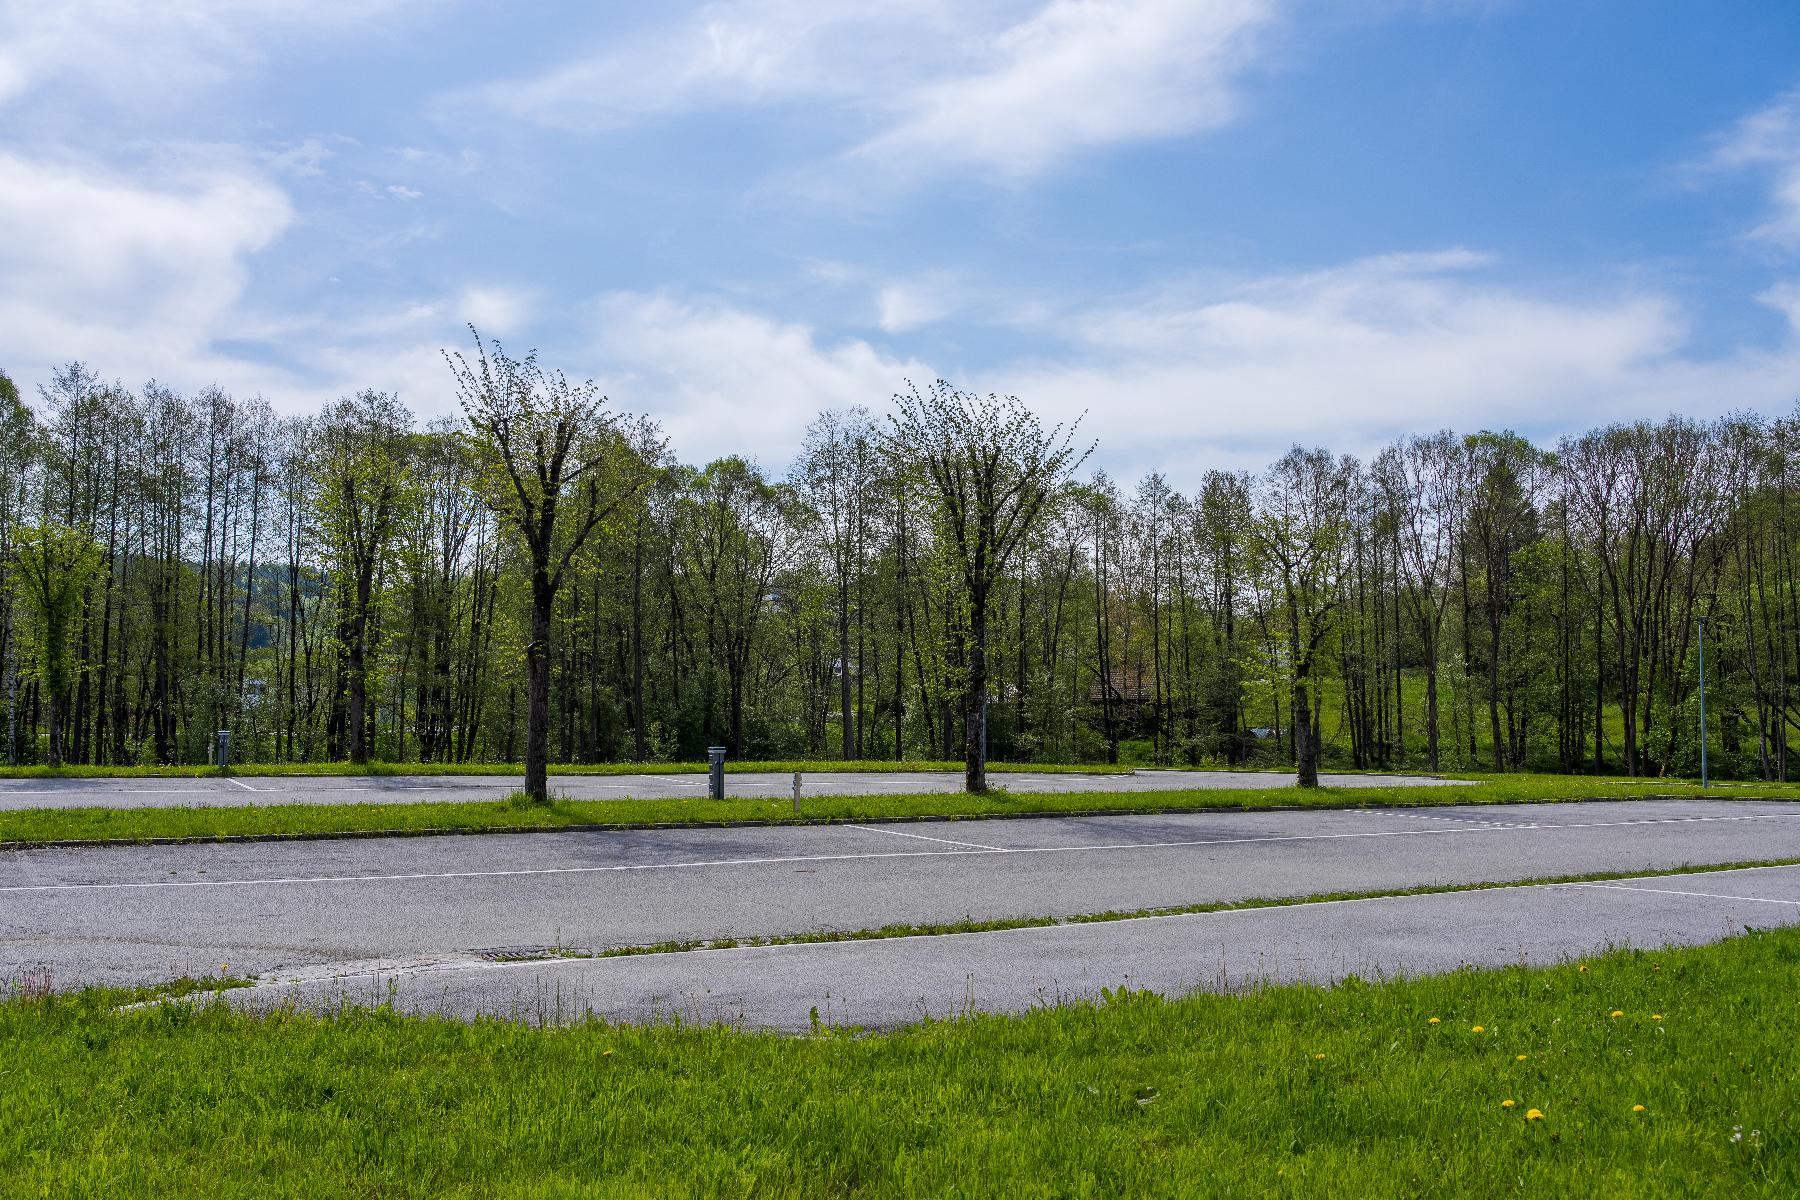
xmin=447 ymin=330 xmax=658 ymax=801
xmin=675 ymin=457 xmax=802 ymax=757
xmin=312 ymin=390 xmax=413 ymax=763
xmin=13 ymin=523 xmax=101 ymax=767
xmin=888 ymin=382 xmax=1089 ymax=793
xmin=1248 ymin=447 xmax=1355 ymax=787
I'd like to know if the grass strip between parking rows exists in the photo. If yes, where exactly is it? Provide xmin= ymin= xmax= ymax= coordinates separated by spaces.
xmin=5 ymin=920 xmax=1796 ymax=1195
xmin=4 ymin=772 xmax=1800 ymax=847
xmin=449 ymin=856 xmax=1800 ymax=963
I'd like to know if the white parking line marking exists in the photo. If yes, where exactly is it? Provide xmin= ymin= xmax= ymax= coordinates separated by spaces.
xmin=1560 ymin=880 xmax=1800 ymax=907
xmin=6 ymin=810 xmax=1796 ymax=895
xmin=851 ymin=825 xmax=1005 ymax=852
xmin=226 ymin=779 xmax=261 ymax=793
xmin=0 ymin=788 xmax=218 ymax=796
xmin=1364 ymin=809 xmax=1534 ymax=829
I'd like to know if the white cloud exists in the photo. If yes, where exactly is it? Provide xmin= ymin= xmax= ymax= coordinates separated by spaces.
xmin=0 ymin=149 xmax=471 ymax=418
xmin=985 ymin=252 xmax=1800 ymax=476
xmin=852 ymin=0 xmax=1273 ymax=178
xmin=457 ymin=285 xmax=536 ymax=338
xmin=588 ymin=292 xmax=930 ymax=468
xmin=557 ymin=255 xmax=1800 ymax=486
xmin=477 ymin=1 xmax=972 ymax=130
xmin=876 ymin=273 xmax=962 ymax=333
xmin=476 ymin=0 xmax=1275 ymax=181
xmin=0 ymin=151 xmax=292 ymax=386
xmin=0 ymin=0 xmax=429 ymax=111
xmin=1712 ymin=89 xmax=1800 ymax=249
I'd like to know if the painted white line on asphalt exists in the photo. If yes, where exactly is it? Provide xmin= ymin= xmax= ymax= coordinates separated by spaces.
xmin=7 ymin=810 xmax=1798 ymax=895
xmin=1364 ymin=809 xmax=1533 ymax=829
xmin=1560 ymin=880 xmax=1800 ymax=907
xmin=851 ymin=824 xmax=1006 ymax=852
xmin=0 ymin=789 xmax=218 ymax=796
xmin=226 ymin=779 xmax=261 ymax=793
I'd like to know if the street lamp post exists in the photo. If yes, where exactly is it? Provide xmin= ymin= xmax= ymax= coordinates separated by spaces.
xmin=1697 ymin=616 xmax=1707 ymax=791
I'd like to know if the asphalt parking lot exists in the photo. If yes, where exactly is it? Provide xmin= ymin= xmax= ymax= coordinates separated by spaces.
xmin=224 ymin=862 xmax=1800 ymax=1031
xmin=5 ymin=797 xmax=1797 ymax=1026
xmin=0 ymin=769 xmax=1470 ymax=811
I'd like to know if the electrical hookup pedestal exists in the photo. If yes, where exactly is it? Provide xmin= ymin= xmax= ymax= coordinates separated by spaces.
xmin=708 ymin=746 xmax=726 ymax=800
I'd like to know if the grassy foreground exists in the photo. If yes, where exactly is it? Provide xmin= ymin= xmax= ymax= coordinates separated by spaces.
xmin=4 ymin=930 xmax=1796 ymax=1196
xmin=4 ymin=772 xmax=1798 ymax=846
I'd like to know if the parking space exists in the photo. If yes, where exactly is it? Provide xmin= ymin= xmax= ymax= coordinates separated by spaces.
xmin=5 ymin=798 xmax=1798 ymax=997
xmin=221 ymin=862 xmax=1800 ymax=1029
xmin=0 ymin=768 xmax=1471 ymax=811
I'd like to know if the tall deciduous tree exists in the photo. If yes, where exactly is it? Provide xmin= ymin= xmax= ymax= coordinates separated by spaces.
xmin=888 ymin=382 xmax=1089 ymax=794
xmin=1249 ymin=446 xmax=1355 ymax=788
xmin=677 ymin=457 xmax=801 ymax=756
xmin=448 ymin=330 xmax=658 ymax=801
xmin=1375 ymin=432 xmax=1467 ymax=770
xmin=13 ymin=524 xmax=100 ymax=767
xmin=798 ymin=407 xmax=879 ymax=759
xmin=313 ymin=390 xmax=412 ymax=763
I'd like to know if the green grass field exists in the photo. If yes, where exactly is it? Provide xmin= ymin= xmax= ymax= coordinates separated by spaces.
xmin=5 ymin=772 xmax=1794 ymax=847
xmin=4 ymin=927 xmax=1794 ymax=1197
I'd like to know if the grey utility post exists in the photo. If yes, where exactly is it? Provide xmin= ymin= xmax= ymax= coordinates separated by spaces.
xmin=216 ymin=729 xmax=232 ymax=773
xmin=708 ymin=745 xmax=726 ymax=800
xmin=792 ymin=770 xmax=802 ymax=814
xmin=1697 ymin=617 xmax=1708 ymax=790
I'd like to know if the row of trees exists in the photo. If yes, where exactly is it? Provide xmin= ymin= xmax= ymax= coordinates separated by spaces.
xmin=0 ymin=349 xmax=1792 ymax=792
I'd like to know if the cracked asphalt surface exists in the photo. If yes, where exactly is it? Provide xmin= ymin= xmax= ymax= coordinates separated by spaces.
xmin=5 ymin=796 xmax=1799 ymax=1027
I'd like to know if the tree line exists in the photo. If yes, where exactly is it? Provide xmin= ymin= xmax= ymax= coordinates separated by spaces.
xmin=0 ymin=347 xmax=1792 ymax=791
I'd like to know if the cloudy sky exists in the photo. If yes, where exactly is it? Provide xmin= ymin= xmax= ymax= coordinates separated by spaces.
xmin=3 ymin=1 xmax=1800 ymax=484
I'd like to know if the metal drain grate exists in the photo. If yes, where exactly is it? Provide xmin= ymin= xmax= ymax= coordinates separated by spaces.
xmin=468 ymin=946 xmax=571 ymax=963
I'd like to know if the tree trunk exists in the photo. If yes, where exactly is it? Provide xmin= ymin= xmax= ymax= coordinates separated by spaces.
xmin=1292 ymin=677 xmax=1317 ymax=787
xmin=965 ymin=590 xmax=989 ymax=793
xmin=347 ymin=598 xmax=368 ymax=765
xmin=1424 ymin=634 xmax=1440 ymax=772
xmin=838 ymin=573 xmax=852 ymax=760
xmin=632 ymin=515 xmax=648 ymax=762
xmin=525 ymin=573 xmax=553 ymax=801
xmin=44 ymin=689 xmax=61 ymax=769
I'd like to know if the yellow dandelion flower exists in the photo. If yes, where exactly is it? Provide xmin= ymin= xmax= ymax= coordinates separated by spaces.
xmin=602 ymin=1050 xmax=614 ymax=1057
xmin=1632 ymin=1105 xmax=1646 ymax=1113
xmin=1526 ymin=1108 xmax=1545 ymax=1121
xmin=1471 ymin=1025 xmax=1485 ymax=1033
xmin=1314 ymin=1053 xmax=1326 ymax=1060
xmin=1578 ymin=965 xmax=1588 ymax=973
xmin=1501 ymin=1099 xmax=1516 ymax=1109
xmin=1429 ymin=1016 xmax=1441 ymax=1024
xmin=1610 ymin=1010 xmax=1624 ymax=1018
xmin=1516 ymin=1054 xmax=1527 ymax=1062
xmin=1651 ymin=1014 xmax=1664 ymax=1021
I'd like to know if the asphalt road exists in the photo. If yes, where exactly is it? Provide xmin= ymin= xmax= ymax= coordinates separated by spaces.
xmin=0 ymin=769 xmax=1469 ymax=811
xmin=224 ymin=864 xmax=1800 ymax=1031
xmin=5 ymin=798 xmax=1797 ymax=1020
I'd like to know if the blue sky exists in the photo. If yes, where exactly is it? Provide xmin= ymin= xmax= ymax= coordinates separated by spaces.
xmin=4 ymin=1 xmax=1800 ymax=483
